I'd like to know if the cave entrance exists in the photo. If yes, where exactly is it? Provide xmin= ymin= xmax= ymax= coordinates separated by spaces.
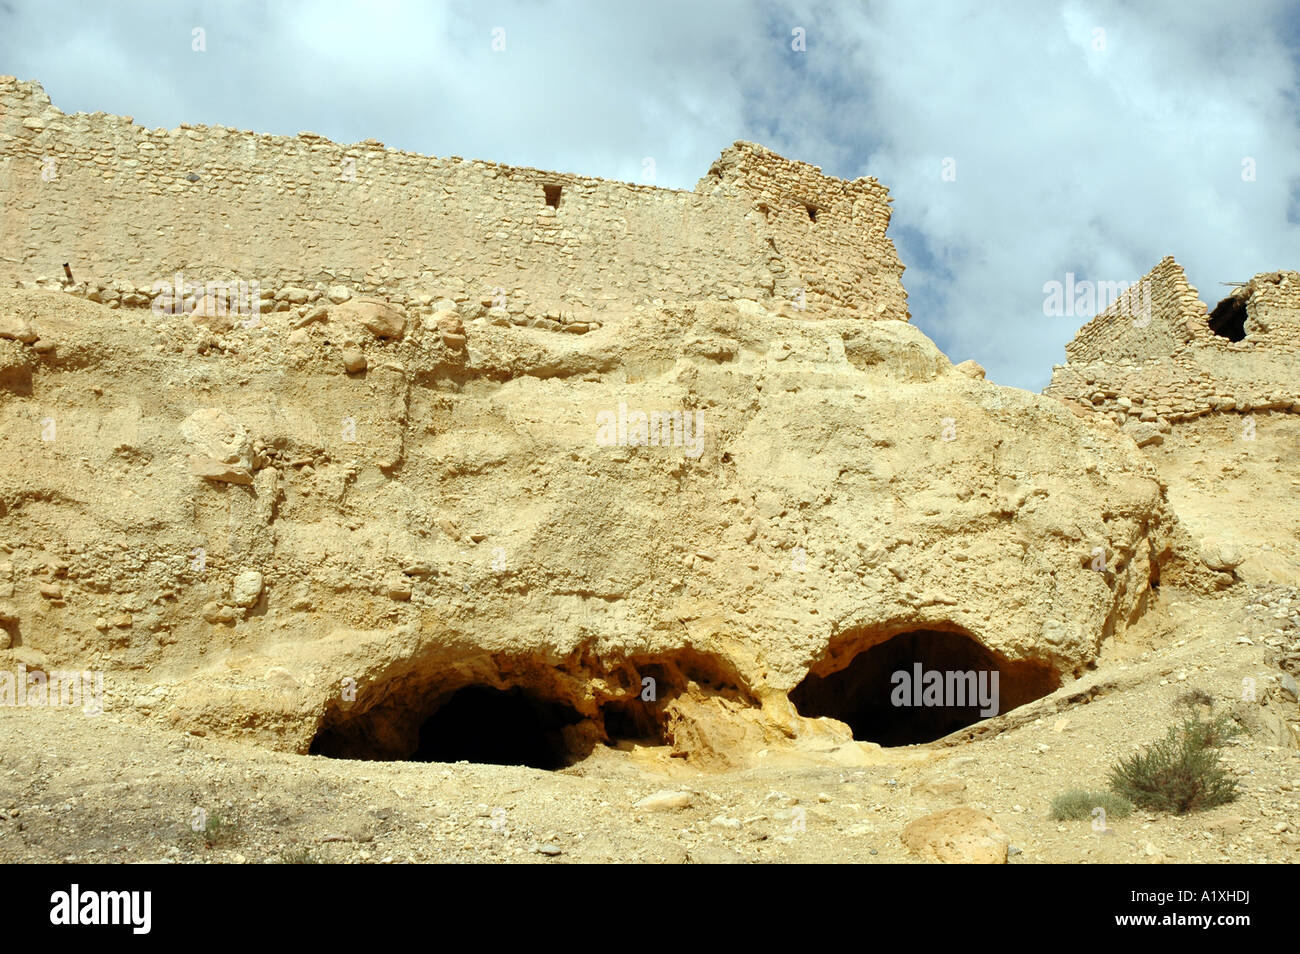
xmin=310 ymin=681 xmax=585 ymax=770
xmin=412 ymin=686 xmax=580 ymax=770
xmin=1208 ymin=294 xmax=1248 ymax=341
xmin=790 ymin=628 xmax=1059 ymax=747
xmin=307 ymin=649 xmax=759 ymax=768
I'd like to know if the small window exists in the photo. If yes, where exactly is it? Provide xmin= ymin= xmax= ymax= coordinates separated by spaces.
xmin=543 ymin=184 xmax=562 ymax=208
xmin=805 ymin=204 xmax=818 ymax=222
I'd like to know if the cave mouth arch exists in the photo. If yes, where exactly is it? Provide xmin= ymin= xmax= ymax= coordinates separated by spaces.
xmin=307 ymin=649 xmax=758 ymax=769
xmin=790 ymin=627 xmax=1059 ymax=747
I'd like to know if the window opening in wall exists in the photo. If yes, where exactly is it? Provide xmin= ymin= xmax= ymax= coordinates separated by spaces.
xmin=543 ymin=184 xmax=562 ymax=209
xmin=1208 ymin=294 xmax=1248 ymax=342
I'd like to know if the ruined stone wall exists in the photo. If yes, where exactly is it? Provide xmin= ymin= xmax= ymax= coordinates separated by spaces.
xmin=1047 ymin=258 xmax=1300 ymax=431
xmin=0 ymin=76 xmax=906 ymax=321
xmin=1062 ymin=256 xmax=1203 ymax=365
xmin=698 ymin=142 xmax=908 ymax=320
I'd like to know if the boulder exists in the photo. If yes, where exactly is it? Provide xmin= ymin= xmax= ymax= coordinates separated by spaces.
xmin=901 ymin=807 xmax=1009 ymax=864
xmin=1123 ymin=420 xmax=1164 ymax=447
xmin=1199 ymin=537 xmax=1244 ymax=572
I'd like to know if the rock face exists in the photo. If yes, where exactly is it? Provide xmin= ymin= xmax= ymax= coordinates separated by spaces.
xmin=0 ymin=285 xmax=1195 ymax=766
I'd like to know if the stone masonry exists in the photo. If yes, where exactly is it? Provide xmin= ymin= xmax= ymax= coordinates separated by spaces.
xmin=1046 ymin=255 xmax=1300 ymax=438
xmin=0 ymin=76 xmax=909 ymax=323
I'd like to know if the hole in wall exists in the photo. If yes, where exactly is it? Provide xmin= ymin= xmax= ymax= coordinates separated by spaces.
xmin=1208 ymin=294 xmax=1248 ymax=341
xmin=790 ymin=626 xmax=1059 ymax=747
xmin=805 ymin=204 xmax=818 ymax=222
xmin=543 ymin=184 xmax=562 ymax=209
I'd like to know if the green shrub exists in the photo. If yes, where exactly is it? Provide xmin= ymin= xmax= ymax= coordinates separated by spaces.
xmin=1049 ymin=789 xmax=1134 ymax=821
xmin=195 ymin=810 xmax=237 ymax=847
xmin=1109 ymin=714 xmax=1240 ymax=815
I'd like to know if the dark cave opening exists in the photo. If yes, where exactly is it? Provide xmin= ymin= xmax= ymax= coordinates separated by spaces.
xmin=790 ymin=628 xmax=1059 ymax=747
xmin=1208 ymin=295 xmax=1248 ymax=341
xmin=410 ymin=686 xmax=581 ymax=770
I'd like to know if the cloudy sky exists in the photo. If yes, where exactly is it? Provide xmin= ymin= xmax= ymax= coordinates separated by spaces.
xmin=3 ymin=0 xmax=1298 ymax=390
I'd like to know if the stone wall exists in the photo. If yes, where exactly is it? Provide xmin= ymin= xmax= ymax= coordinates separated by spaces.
xmin=1047 ymin=258 xmax=1300 ymax=434
xmin=698 ymin=142 xmax=907 ymax=320
xmin=0 ymin=76 xmax=907 ymax=322
xmin=1062 ymin=256 xmax=1203 ymax=364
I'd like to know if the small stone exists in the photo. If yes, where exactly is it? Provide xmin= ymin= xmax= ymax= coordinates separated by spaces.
xmin=189 ymin=457 xmax=254 ymax=485
xmin=1280 ymin=673 xmax=1298 ymax=700
xmin=292 ymin=304 xmax=329 ymax=329
xmin=1200 ymin=538 xmax=1244 ymax=572
xmin=39 ymin=582 xmax=62 ymax=600
xmin=341 ymin=346 xmax=367 ymax=374
xmin=232 ymin=570 xmax=264 ymax=608
xmin=633 ymin=791 xmax=693 ymax=812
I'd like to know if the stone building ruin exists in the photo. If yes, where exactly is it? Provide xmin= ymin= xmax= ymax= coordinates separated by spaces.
xmin=1046 ymin=255 xmax=1300 ymax=443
